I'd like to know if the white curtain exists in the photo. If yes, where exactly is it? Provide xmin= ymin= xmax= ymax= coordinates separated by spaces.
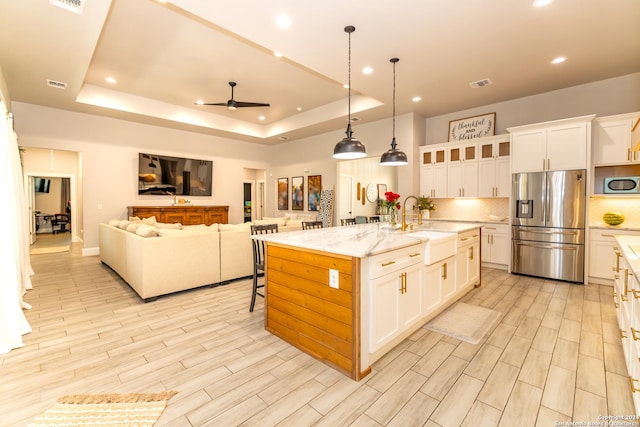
xmin=0 ymin=101 xmax=32 ymax=354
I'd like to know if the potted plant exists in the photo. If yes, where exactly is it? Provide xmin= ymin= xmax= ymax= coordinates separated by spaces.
xmin=417 ymin=196 xmax=436 ymax=219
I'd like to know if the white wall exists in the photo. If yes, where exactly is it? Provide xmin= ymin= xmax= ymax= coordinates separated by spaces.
xmin=13 ymin=103 xmax=272 ymax=251
xmin=425 ymin=72 xmax=640 ymax=144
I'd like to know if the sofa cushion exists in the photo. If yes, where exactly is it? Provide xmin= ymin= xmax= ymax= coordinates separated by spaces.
xmin=135 ymin=224 xmax=159 ymax=237
xmin=156 ymin=222 xmax=183 ymax=229
xmin=126 ymin=222 xmax=142 ymax=233
xmin=255 ymin=217 xmax=287 ymax=227
xmin=118 ymin=220 xmax=132 ymax=229
xmin=219 ymin=223 xmax=252 ymax=231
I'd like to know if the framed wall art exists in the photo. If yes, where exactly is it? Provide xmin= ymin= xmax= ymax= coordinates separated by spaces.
xmin=307 ymin=175 xmax=322 ymax=211
xmin=291 ymin=176 xmax=304 ymax=211
xmin=277 ymin=177 xmax=289 ymax=210
xmin=448 ymin=112 xmax=496 ymax=141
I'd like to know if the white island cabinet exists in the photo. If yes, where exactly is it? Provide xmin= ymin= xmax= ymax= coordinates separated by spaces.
xmin=256 ymin=221 xmax=480 ymax=381
xmin=612 ymin=235 xmax=640 ymax=414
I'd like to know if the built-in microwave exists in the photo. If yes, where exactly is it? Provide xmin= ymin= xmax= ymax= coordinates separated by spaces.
xmin=604 ymin=176 xmax=640 ymax=194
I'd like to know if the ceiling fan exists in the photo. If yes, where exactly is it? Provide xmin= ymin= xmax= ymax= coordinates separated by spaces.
xmin=197 ymin=81 xmax=270 ymax=110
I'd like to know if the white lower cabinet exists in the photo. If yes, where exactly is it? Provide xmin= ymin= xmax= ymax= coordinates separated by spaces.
xmin=589 ymin=228 xmax=640 ymax=284
xmin=369 ymin=245 xmax=423 ymax=353
xmin=612 ymin=236 xmax=640 ymax=414
xmin=425 ymin=255 xmax=456 ymax=304
xmin=455 ymin=229 xmax=481 ymax=291
xmin=481 ymin=224 xmax=509 ymax=268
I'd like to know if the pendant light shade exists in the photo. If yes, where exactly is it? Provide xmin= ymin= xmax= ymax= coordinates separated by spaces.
xmin=380 ymin=57 xmax=408 ymax=166
xmin=333 ymin=26 xmax=366 ymax=160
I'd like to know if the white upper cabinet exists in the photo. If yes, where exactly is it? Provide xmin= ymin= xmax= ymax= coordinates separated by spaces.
xmin=592 ymin=113 xmax=640 ymax=166
xmin=508 ymin=115 xmax=595 ymax=173
xmin=419 ymin=143 xmax=448 ymax=198
xmin=478 ymin=137 xmax=510 ymax=198
xmin=447 ymin=142 xmax=478 ymax=198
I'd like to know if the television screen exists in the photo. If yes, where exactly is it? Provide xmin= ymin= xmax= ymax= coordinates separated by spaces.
xmin=34 ymin=177 xmax=51 ymax=193
xmin=138 ymin=153 xmax=213 ymax=196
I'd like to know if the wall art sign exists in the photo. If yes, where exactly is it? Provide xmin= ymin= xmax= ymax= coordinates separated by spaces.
xmin=291 ymin=176 xmax=304 ymax=211
xmin=448 ymin=112 xmax=496 ymax=141
xmin=277 ymin=178 xmax=288 ymax=210
xmin=307 ymin=175 xmax=322 ymax=211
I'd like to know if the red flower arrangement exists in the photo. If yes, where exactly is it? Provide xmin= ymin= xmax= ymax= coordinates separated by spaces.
xmin=382 ymin=191 xmax=401 ymax=210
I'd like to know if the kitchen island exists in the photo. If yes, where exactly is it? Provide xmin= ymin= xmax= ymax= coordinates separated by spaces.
xmin=256 ymin=221 xmax=481 ymax=380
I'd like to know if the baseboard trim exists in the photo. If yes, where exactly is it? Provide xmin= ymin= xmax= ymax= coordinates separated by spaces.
xmin=82 ymin=247 xmax=99 ymax=257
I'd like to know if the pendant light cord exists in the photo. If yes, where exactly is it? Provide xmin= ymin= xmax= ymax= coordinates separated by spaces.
xmin=392 ymin=59 xmax=396 ymax=142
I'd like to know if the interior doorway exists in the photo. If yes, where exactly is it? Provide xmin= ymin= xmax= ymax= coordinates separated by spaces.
xmin=26 ymin=173 xmax=75 ymax=246
xmin=243 ymin=168 xmax=266 ymax=222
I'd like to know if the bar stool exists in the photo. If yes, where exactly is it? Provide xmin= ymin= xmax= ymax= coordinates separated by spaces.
xmin=250 ymin=223 xmax=278 ymax=312
xmin=341 ymin=218 xmax=356 ymax=226
xmin=368 ymin=216 xmax=380 ymax=223
xmin=302 ymin=220 xmax=323 ymax=230
xmin=355 ymin=216 xmax=368 ymax=224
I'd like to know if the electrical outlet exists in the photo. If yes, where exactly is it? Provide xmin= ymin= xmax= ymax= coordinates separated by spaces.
xmin=329 ymin=269 xmax=339 ymax=289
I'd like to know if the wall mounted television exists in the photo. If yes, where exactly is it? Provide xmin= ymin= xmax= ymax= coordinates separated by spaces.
xmin=34 ymin=177 xmax=51 ymax=193
xmin=138 ymin=153 xmax=213 ymax=196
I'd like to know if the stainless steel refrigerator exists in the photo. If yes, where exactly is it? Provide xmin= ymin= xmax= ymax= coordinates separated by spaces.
xmin=511 ymin=169 xmax=586 ymax=283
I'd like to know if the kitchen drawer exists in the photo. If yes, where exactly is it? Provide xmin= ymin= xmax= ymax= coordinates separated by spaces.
xmin=457 ymin=229 xmax=480 ymax=247
xmin=369 ymin=244 xmax=423 ymax=279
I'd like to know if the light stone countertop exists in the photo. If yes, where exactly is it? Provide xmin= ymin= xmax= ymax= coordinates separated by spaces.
xmin=590 ymin=223 xmax=640 ymax=231
xmin=254 ymin=221 xmax=480 ymax=258
xmin=614 ymin=235 xmax=640 ymax=282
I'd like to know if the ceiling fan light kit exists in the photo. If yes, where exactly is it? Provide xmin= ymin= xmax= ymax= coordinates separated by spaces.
xmin=380 ymin=57 xmax=408 ymax=166
xmin=333 ymin=25 xmax=367 ymax=160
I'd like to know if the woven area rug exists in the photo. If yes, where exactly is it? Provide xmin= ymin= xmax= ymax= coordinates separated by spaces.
xmin=28 ymin=391 xmax=178 ymax=426
xmin=424 ymin=302 xmax=502 ymax=345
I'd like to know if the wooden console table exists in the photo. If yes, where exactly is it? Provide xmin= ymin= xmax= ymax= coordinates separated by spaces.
xmin=127 ymin=205 xmax=229 ymax=225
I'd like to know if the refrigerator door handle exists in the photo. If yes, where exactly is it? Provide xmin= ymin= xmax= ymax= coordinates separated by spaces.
xmin=515 ymin=241 xmax=577 ymax=250
xmin=523 ymin=229 xmax=578 ymax=235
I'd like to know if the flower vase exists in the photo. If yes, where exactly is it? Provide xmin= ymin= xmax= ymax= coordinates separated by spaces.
xmin=388 ymin=207 xmax=398 ymax=227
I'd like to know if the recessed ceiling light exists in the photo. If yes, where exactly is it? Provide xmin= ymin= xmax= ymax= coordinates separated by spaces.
xmin=362 ymin=66 xmax=373 ymax=75
xmin=533 ymin=0 xmax=552 ymax=7
xmin=258 ymin=116 xmax=266 ymax=121
xmin=274 ymin=51 xmax=283 ymax=58
xmin=412 ymin=96 xmax=422 ymax=102
xmin=276 ymin=14 xmax=292 ymax=29
xmin=105 ymin=76 xmax=117 ymax=84
xmin=195 ymin=100 xmax=204 ymax=105
xmin=296 ymin=107 xmax=302 ymax=112
xmin=343 ymin=83 xmax=349 ymax=89
xmin=551 ymin=56 xmax=566 ymax=64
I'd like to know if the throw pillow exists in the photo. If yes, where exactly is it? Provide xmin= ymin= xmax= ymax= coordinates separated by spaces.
xmin=142 ymin=216 xmax=157 ymax=225
xmin=108 ymin=219 xmax=120 ymax=227
xmin=126 ymin=223 xmax=142 ymax=233
xmin=155 ymin=222 xmax=183 ymax=229
xmin=135 ymin=224 xmax=159 ymax=238
xmin=118 ymin=220 xmax=132 ymax=229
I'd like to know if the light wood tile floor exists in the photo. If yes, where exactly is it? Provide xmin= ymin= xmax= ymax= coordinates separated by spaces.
xmin=2 ymin=243 xmax=638 ymax=426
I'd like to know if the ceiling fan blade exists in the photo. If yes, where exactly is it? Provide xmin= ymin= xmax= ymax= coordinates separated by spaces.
xmin=234 ymin=101 xmax=270 ymax=108
xmin=199 ymin=102 xmax=229 ymax=106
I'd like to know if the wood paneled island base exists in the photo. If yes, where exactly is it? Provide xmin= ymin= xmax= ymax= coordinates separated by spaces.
xmin=264 ymin=243 xmax=370 ymax=381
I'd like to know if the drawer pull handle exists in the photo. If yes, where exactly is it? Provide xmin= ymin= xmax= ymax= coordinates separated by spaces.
xmin=460 ymin=237 xmax=469 ymax=241
xmin=620 ymin=329 xmax=628 ymax=339
xmin=442 ymin=262 xmax=447 ymax=280
xmin=469 ymin=247 xmax=474 ymax=260
xmin=630 ymin=376 xmax=640 ymax=393
xmin=602 ymin=234 xmax=614 ymax=237
xmin=382 ymin=261 xmax=396 ymax=267
xmin=632 ymin=289 xmax=640 ymax=299
xmin=472 ymin=234 xmax=479 ymax=238
xmin=409 ymin=252 xmax=421 ymax=258
xmin=632 ymin=328 xmax=640 ymax=341
xmin=615 ymin=302 xmax=620 ymax=308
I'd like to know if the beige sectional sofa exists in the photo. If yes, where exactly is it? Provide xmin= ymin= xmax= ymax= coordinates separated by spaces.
xmin=99 ymin=215 xmax=306 ymax=301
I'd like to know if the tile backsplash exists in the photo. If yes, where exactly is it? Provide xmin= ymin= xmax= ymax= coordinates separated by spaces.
xmin=429 ymin=198 xmax=509 ymax=221
xmin=589 ymin=197 xmax=640 ymax=228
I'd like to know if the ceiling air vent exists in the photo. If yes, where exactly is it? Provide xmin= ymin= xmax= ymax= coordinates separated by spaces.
xmin=50 ymin=0 xmax=85 ymax=15
xmin=47 ymin=79 xmax=67 ymax=90
xmin=469 ymin=78 xmax=493 ymax=89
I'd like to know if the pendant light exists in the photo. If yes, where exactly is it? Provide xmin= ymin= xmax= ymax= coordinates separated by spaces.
xmin=333 ymin=25 xmax=367 ymax=160
xmin=380 ymin=57 xmax=408 ymax=166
